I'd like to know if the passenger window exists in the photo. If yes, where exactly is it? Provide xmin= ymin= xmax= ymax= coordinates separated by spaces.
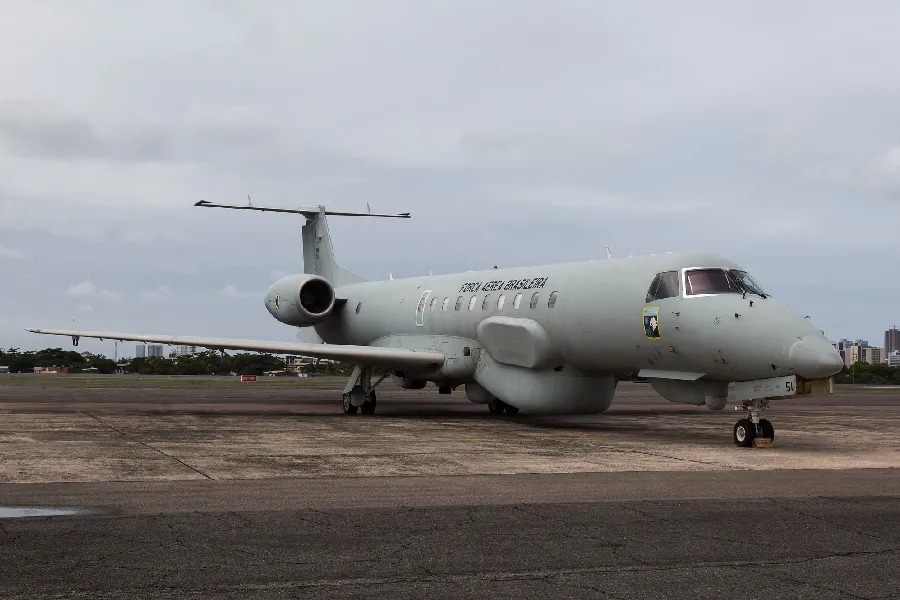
xmin=429 ymin=297 xmax=437 ymax=311
xmin=498 ymin=294 xmax=506 ymax=310
xmin=455 ymin=296 xmax=463 ymax=311
xmin=646 ymin=271 xmax=680 ymax=302
xmin=513 ymin=293 xmax=523 ymax=309
xmin=482 ymin=295 xmax=491 ymax=310
xmin=529 ymin=292 xmax=540 ymax=309
xmin=442 ymin=297 xmax=450 ymax=312
xmin=548 ymin=291 xmax=559 ymax=308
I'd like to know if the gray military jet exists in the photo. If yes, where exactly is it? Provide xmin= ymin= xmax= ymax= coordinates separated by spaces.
xmin=29 ymin=202 xmax=844 ymax=447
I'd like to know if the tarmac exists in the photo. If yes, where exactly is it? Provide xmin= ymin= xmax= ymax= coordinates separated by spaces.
xmin=0 ymin=375 xmax=897 ymax=599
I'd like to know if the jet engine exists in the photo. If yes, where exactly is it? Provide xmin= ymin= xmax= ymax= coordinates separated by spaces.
xmin=265 ymin=274 xmax=336 ymax=327
xmin=649 ymin=379 xmax=729 ymax=411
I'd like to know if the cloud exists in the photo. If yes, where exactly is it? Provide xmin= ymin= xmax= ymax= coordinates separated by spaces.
xmin=64 ymin=281 xmax=122 ymax=302
xmin=75 ymin=304 xmax=94 ymax=312
xmin=141 ymin=286 xmax=171 ymax=300
xmin=0 ymin=245 xmax=29 ymax=259
xmin=217 ymin=284 xmax=258 ymax=299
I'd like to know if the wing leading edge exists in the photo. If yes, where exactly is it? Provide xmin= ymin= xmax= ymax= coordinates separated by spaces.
xmin=26 ymin=329 xmax=444 ymax=371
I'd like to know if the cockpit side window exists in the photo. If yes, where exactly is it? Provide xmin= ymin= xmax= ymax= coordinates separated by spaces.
xmin=729 ymin=270 xmax=769 ymax=297
xmin=646 ymin=271 xmax=680 ymax=302
xmin=685 ymin=268 xmax=741 ymax=296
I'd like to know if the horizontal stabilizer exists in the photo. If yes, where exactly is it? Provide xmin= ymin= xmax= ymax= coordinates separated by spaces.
xmin=26 ymin=328 xmax=443 ymax=371
xmin=194 ymin=201 xmax=410 ymax=219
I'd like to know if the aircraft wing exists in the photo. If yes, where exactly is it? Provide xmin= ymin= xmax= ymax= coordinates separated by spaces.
xmin=26 ymin=328 xmax=444 ymax=371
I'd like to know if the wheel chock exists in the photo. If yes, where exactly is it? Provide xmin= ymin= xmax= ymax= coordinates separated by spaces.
xmin=753 ymin=438 xmax=774 ymax=448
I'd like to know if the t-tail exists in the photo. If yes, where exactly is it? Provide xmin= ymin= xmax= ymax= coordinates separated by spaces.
xmin=194 ymin=201 xmax=410 ymax=286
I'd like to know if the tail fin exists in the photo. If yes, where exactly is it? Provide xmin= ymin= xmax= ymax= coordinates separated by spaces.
xmin=194 ymin=201 xmax=410 ymax=286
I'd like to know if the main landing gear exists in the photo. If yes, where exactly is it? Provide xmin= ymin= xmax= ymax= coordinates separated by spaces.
xmin=733 ymin=398 xmax=775 ymax=448
xmin=342 ymin=365 xmax=387 ymax=416
xmin=487 ymin=398 xmax=519 ymax=416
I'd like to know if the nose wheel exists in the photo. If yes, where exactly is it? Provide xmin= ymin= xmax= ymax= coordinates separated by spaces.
xmin=733 ymin=399 xmax=774 ymax=447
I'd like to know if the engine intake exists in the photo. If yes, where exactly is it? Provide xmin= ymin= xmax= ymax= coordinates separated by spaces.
xmin=265 ymin=274 xmax=336 ymax=327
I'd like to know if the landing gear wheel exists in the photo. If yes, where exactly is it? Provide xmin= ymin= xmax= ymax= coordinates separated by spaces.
xmin=361 ymin=391 xmax=377 ymax=415
xmin=488 ymin=399 xmax=505 ymax=415
xmin=504 ymin=405 xmax=520 ymax=416
xmin=758 ymin=418 xmax=774 ymax=441
xmin=733 ymin=418 xmax=756 ymax=448
xmin=342 ymin=392 xmax=358 ymax=415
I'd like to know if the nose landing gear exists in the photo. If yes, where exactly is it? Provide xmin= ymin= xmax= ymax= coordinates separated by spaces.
xmin=733 ymin=399 xmax=774 ymax=448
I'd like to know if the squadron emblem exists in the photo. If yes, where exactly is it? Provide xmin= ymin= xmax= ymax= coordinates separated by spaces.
xmin=643 ymin=306 xmax=661 ymax=340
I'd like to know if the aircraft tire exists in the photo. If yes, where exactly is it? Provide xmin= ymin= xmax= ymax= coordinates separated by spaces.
xmin=361 ymin=391 xmax=377 ymax=415
xmin=504 ymin=405 xmax=520 ymax=416
xmin=759 ymin=418 xmax=774 ymax=441
xmin=733 ymin=419 xmax=755 ymax=448
xmin=487 ymin=398 xmax=505 ymax=415
xmin=342 ymin=393 xmax=358 ymax=415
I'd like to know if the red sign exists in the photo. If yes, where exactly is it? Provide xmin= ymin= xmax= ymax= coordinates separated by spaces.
xmin=240 ymin=375 xmax=257 ymax=383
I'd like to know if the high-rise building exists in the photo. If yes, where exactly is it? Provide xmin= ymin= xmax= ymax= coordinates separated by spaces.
xmin=147 ymin=345 xmax=165 ymax=358
xmin=862 ymin=347 xmax=883 ymax=365
xmin=173 ymin=345 xmax=197 ymax=357
xmin=885 ymin=327 xmax=900 ymax=355
xmin=135 ymin=345 xmax=146 ymax=358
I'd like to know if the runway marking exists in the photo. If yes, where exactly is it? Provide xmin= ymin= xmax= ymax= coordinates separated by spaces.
xmin=78 ymin=410 xmax=213 ymax=481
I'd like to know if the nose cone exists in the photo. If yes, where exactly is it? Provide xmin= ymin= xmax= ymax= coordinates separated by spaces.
xmin=789 ymin=336 xmax=844 ymax=379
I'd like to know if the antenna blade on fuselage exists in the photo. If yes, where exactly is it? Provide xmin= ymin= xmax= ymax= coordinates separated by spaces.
xmin=194 ymin=201 xmax=410 ymax=218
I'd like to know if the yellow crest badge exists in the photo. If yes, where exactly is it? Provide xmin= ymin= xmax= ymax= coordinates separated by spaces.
xmin=643 ymin=306 xmax=661 ymax=340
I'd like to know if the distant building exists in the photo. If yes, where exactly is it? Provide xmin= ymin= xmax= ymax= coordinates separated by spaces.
xmin=886 ymin=351 xmax=900 ymax=368
xmin=836 ymin=339 xmax=878 ymax=366
xmin=886 ymin=327 xmax=900 ymax=355
xmin=173 ymin=345 xmax=198 ymax=357
xmin=0 ymin=366 xmax=9 ymax=374
xmin=862 ymin=347 xmax=883 ymax=365
xmin=135 ymin=345 xmax=146 ymax=358
xmin=147 ymin=345 xmax=165 ymax=358
xmin=80 ymin=352 xmax=95 ymax=359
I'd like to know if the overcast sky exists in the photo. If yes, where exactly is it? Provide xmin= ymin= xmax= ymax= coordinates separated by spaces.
xmin=2 ymin=1 xmax=899 ymax=356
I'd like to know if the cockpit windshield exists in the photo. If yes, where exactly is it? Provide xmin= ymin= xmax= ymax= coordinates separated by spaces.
xmin=684 ymin=268 xmax=769 ymax=298
xmin=684 ymin=269 xmax=741 ymax=296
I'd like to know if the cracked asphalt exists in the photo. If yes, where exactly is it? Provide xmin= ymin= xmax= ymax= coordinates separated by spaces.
xmin=0 ymin=376 xmax=898 ymax=598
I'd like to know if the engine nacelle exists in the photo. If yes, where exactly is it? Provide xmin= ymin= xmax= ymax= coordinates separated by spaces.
xmin=390 ymin=372 xmax=427 ymax=389
xmin=650 ymin=379 xmax=729 ymax=411
xmin=265 ymin=274 xmax=335 ymax=327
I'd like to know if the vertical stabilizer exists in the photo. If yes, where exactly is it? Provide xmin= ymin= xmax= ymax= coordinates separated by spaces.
xmin=301 ymin=207 xmax=367 ymax=287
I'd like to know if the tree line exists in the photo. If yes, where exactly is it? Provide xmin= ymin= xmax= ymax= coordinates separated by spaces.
xmin=833 ymin=362 xmax=900 ymax=385
xmin=0 ymin=348 xmax=352 ymax=377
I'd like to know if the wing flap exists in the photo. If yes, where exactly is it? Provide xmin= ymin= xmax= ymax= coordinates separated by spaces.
xmin=26 ymin=328 xmax=444 ymax=371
